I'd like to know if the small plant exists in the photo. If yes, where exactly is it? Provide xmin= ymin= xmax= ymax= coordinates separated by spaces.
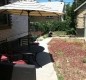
xmin=53 ymin=31 xmax=67 ymax=36
xmin=82 ymin=57 xmax=86 ymax=63
xmin=53 ymin=62 xmax=64 ymax=80
xmin=43 ymin=34 xmax=48 ymax=38
xmin=57 ymin=50 xmax=64 ymax=56
xmin=37 ymin=37 xmax=44 ymax=41
xmin=58 ymin=75 xmax=64 ymax=80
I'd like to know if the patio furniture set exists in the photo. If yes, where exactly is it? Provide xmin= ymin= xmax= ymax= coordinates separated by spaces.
xmin=0 ymin=39 xmax=41 ymax=80
xmin=0 ymin=39 xmax=40 ymax=65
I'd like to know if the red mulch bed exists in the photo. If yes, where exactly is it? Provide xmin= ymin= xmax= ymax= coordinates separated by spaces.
xmin=48 ymin=38 xmax=86 ymax=80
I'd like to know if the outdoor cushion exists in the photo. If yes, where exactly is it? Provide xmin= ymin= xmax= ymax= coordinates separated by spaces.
xmin=13 ymin=60 xmax=26 ymax=64
xmin=1 ymin=54 xmax=8 ymax=61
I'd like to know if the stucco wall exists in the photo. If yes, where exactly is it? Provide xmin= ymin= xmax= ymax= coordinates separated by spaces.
xmin=0 ymin=15 xmax=28 ymax=41
xmin=0 ymin=0 xmax=29 ymax=41
xmin=9 ymin=15 xmax=28 ymax=40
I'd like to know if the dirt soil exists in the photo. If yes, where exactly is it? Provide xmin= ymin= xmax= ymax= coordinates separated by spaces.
xmin=48 ymin=38 xmax=86 ymax=80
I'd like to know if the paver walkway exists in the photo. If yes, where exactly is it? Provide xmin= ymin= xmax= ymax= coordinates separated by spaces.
xmin=36 ymin=38 xmax=58 ymax=80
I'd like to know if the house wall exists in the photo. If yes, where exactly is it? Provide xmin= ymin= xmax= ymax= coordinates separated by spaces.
xmin=0 ymin=0 xmax=28 ymax=41
xmin=0 ymin=15 xmax=61 ymax=41
xmin=76 ymin=4 xmax=86 ymax=37
xmin=0 ymin=15 xmax=28 ymax=41
xmin=76 ymin=5 xmax=86 ymax=28
xmin=9 ymin=15 xmax=28 ymax=40
xmin=30 ymin=16 xmax=60 ymax=22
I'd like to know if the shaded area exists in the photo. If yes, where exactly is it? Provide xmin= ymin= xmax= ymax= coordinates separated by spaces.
xmin=0 ymin=40 xmax=51 ymax=68
xmin=18 ymin=44 xmax=54 ymax=68
xmin=36 ymin=52 xmax=54 ymax=67
xmin=0 ymin=62 xmax=13 ymax=80
xmin=76 ymin=28 xmax=84 ymax=37
xmin=0 ymin=39 xmax=54 ymax=68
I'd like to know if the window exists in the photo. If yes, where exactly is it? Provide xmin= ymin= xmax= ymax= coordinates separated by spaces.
xmin=45 ymin=16 xmax=54 ymax=19
xmin=0 ymin=0 xmax=11 ymax=30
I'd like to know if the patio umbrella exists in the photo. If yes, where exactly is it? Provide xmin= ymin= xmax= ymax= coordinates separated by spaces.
xmin=0 ymin=1 xmax=64 ymax=43
xmin=0 ymin=1 xmax=64 ymax=16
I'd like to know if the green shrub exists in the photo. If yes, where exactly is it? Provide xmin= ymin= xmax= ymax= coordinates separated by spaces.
xmin=58 ymin=75 xmax=64 ymax=80
xmin=82 ymin=57 xmax=86 ymax=63
xmin=53 ymin=31 xmax=67 ymax=36
xmin=32 ymin=20 xmax=76 ymax=35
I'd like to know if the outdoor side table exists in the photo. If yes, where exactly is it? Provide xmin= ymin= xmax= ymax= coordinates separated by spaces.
xmin=22 ymin=52 xmax=41 ymax=66
xmin=22 ymin=52 xmax=34 ymax=64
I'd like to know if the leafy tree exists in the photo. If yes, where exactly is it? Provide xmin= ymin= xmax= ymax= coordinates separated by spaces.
xmin=74 ymin=0 xmax=85 ymax=8
xmin=64 ymin=3 xmax=76 ymax=35
xmin=48 ymin=0 xmax=51 ymax=2
xmin=32 ymin=1 xmax=77 ymax=35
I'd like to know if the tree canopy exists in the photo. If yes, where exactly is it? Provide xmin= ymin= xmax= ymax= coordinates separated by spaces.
xmin=74 ymin=0 xmax=86 ymax=8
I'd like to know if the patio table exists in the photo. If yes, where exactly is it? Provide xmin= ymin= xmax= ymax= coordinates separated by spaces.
xmin=22 ymin=52 xmax=41 ymax=66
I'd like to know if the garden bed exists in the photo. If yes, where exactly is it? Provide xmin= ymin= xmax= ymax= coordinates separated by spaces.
xmin=48 ymin=38 xmax=86 ymax=80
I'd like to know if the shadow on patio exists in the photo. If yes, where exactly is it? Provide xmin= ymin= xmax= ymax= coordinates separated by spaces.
xmin=36 ymin=52 xmax=54 ymax=68
xmin=0 ymin=40 xmax=54 ymax=68
xmin=17 ymin=44 xmax=54 ymax=68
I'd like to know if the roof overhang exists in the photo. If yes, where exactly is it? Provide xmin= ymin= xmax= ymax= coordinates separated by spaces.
xmin=74 ymin=1 xmax=86 ymax=12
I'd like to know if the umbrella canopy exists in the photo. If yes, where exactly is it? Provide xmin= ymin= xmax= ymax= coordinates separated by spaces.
xmin=0 ymin=1 xmax=64 ymax=16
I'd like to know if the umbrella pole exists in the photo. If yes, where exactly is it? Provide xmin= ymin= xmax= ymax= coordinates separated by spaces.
xmin=27 ymin=11 xmax=31 ymax=45
xmin=27 ymin=11 xmax=30 ymax=33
